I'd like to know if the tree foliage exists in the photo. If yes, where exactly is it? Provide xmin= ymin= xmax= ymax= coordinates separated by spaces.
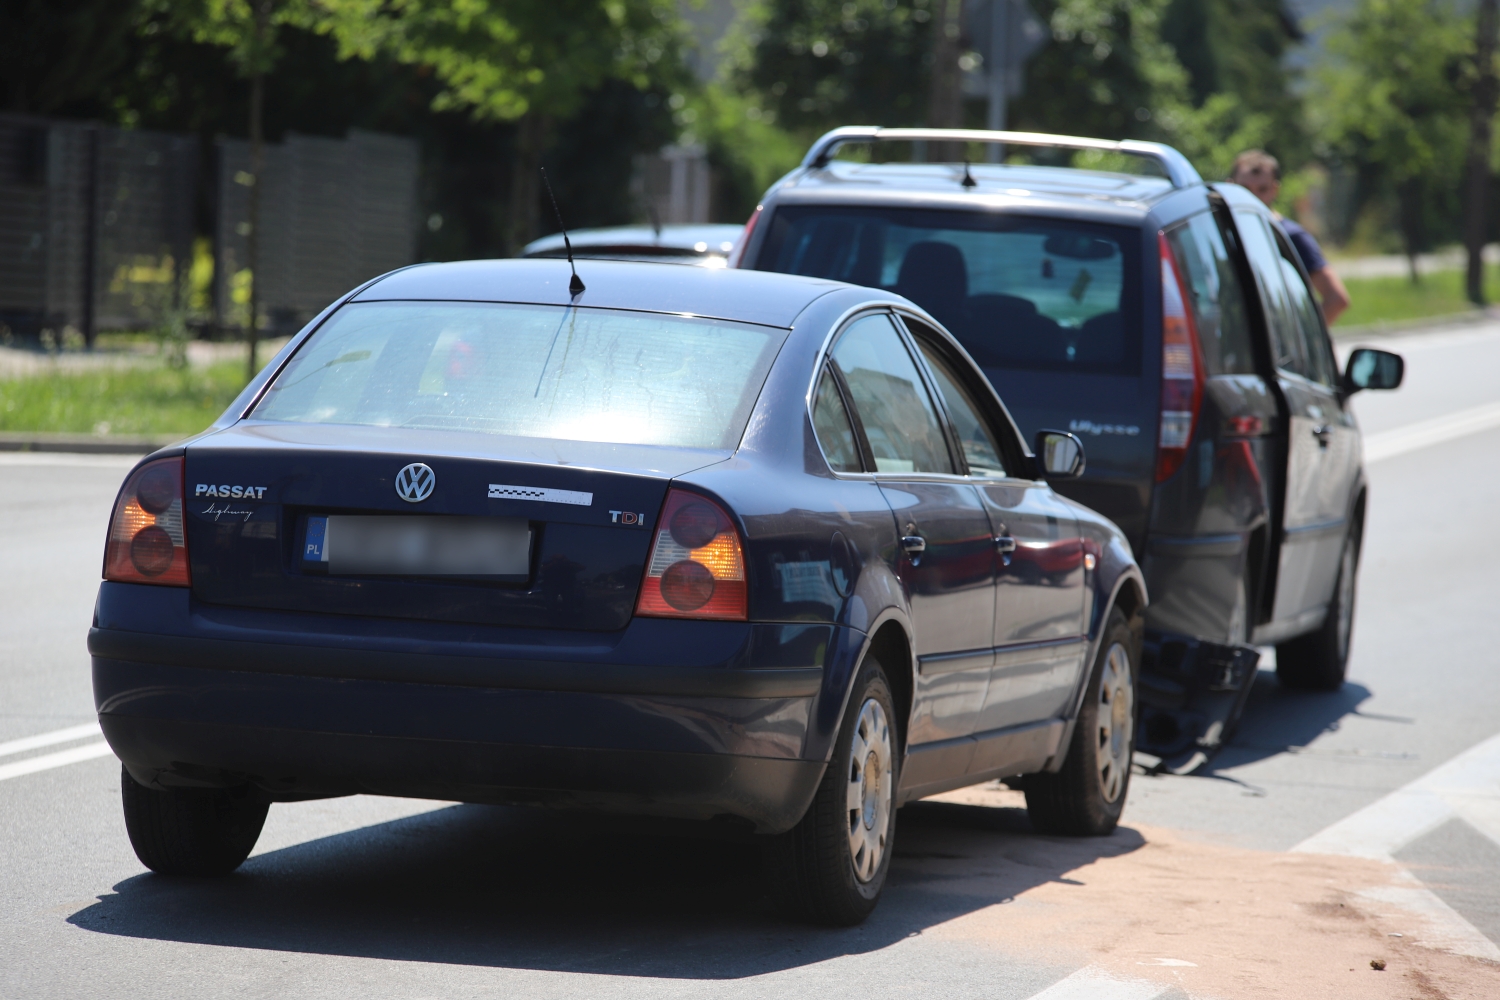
xmin=0 ymin=0 xmax=142 ymax=114
xmin=306 ymin=0 xmax=686 ymax=124
xmin=1312 ymin=0 xmax=1471 ymax=253
xmin=740 ymin=0 xmax=935 ymax=137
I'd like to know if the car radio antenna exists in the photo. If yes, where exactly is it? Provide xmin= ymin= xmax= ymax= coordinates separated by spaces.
xmin=961 ymin=159 xmax=977 ymax=189
xmin=541 ymin=167 xmax=585 ymax=296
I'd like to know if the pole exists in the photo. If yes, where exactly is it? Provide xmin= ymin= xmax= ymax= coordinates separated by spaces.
xmin=985 ymin=0 xmax=1009 ymax=163
xmin=245 ymin=0 xmax=271 ymax=382
xmin=1465 ymin=0 xmax=1499 ymax=305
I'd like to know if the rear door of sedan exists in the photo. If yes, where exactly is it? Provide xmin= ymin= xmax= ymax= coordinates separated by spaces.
xmin=900 ymin=318 xmax=1089 ymax=743
xmin=824 ymin=313 xmax=997 ymax=757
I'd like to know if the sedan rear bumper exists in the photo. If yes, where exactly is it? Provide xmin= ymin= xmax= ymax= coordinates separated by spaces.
xmin=89 ymin=583 xmax=864 ymax=833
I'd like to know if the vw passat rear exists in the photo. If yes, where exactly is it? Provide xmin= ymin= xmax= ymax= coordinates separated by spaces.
xmin=92 ymin=259 xmax=1146 ymax=924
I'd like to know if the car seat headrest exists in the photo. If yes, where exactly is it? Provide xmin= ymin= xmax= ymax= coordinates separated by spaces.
xmin=895 ymin=242 xmax=968 ymax=314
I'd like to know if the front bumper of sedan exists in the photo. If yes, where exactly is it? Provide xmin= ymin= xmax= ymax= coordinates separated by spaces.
xmin=89 ymin=583 xmax=862 ymax=834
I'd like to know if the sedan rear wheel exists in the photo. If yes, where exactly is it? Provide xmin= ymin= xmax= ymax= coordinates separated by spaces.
xmin=121 ymin=766 xmax=269 ymax=876
xmin=768 ymin=655 xmax=898 ymax=925
xmin=1025 ymin=607 xmax=1137 ymax=836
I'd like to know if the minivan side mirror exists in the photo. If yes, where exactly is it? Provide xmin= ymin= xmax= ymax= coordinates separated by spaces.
xmin=1034 ymin=430 xmax=1086 ymax=480
xmin=1343 ymin=348 xmax=1403 ymax=394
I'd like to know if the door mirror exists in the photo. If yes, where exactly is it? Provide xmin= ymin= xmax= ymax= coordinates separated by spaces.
xmin=1343 ymin=348 xmax=1403 ymax=394
xmin=1034 ymin=430 xmax=1086 ymax=480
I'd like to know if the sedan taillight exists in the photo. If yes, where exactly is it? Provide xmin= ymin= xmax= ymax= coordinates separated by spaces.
xmin=104 ymin=457 xmax=190 ymax=587
xmin=635 ymin=489 xmax=747 ymax=621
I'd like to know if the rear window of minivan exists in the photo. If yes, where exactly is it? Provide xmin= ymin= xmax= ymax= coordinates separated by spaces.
xmin=755 ymin=205 xmax=1143 ymax=376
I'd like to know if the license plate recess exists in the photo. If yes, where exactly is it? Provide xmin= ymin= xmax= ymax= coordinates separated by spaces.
xmin=303 ymin=515 xmax=531 ymax=580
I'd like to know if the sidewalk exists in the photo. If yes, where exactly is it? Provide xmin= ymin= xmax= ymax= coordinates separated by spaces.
xmin=0 ymin=338 xmax=287 ymax=380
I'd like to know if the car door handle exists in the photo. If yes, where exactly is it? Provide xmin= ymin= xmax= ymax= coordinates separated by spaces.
xmin=1313 ymin=424 xmax=1331 ymax=447
xmin=901 ymin=535 xmax=927 ymax=555
xmin=994 ymin=535 xmax=1017 ymax=554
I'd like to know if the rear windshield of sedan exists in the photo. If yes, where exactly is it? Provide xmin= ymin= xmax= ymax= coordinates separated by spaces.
xmin=755 ymin=206 xmax=1142 ymax=376
xmin=252 ymin=301 xmax=787 ymax=450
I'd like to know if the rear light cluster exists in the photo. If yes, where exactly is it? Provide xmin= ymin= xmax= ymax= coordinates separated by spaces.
xmin=729 ymin=205 xmax=762 ymax=268
xmin=1156 ymin=231 xmax=1206 ymax=483
xmin=636 ymin=489 xmax=747 ymax=620
xmin=104 ymin=457 xmax=190 ymax=587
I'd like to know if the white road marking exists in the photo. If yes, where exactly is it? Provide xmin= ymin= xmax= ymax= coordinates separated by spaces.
xmin=0 ymin=452 xmax=140 ymax=468
xmin=0 ymin=741 xmax=115 ymax=783
xmin=0 ymin=721 xmax=102 ymax=760
xmin=1362 ymin=400 xmax=1500 ymax=463
xmin=1022 ymin=966 xmax=1175 ymax=1000
xmin=1292 ymin=730 xmax=1500 ymax=961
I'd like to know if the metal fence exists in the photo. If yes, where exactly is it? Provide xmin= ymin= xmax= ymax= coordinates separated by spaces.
xmin=0 ymin=114 xmax=418 ymax=344
xmin=215 ymin=130 xmax=419 ymax=335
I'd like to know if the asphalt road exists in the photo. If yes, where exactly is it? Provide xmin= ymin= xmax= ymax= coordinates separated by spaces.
xmin=2 ymin=323 xmax=1499 ymax=998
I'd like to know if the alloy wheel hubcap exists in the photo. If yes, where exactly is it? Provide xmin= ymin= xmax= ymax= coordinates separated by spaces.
xmin=1096 ymin=643 xmax=1133 ymax=804
xmin=846 ymin=698 xmax=892 ymax=883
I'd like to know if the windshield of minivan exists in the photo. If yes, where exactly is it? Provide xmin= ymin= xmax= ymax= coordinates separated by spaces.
xmin=252 ymin=301 xmax=786 ymax=450
xmin=755 ymin=206 xmax=1142 ymax=375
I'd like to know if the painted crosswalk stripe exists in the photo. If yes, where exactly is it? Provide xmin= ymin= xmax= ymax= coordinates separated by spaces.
xmin=1292 ymin=730 xmax=1500 ymax=962
xmin=1021 ymin=966 xmax=1176 ymax=1000
xmin=0 ymin=741 xmax=115 ymax=783
xmin=0 ymin=721 xmax=102 ymax=760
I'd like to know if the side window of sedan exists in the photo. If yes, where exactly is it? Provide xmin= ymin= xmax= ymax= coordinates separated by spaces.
xmin=812 ymin=366 xmax=864 ymax=473
xmin=830 ymin=314 xmax=955 ymax=475
xmin=914 ymin=340 xmax=1008 ymax=478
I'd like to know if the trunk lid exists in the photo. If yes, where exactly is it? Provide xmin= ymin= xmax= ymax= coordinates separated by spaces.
xmin=183 ymin=422 xmax=727 ymax=631
xmin=983 ymin=366 xmax=1157 ymax=554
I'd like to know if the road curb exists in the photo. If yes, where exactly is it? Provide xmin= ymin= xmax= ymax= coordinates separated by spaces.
xmin=0 ymin=432 xmax=180 ymax=455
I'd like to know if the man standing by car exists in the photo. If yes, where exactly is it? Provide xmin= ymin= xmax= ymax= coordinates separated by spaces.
xmin=1231 ymin=150 xmax=1352 ymax=325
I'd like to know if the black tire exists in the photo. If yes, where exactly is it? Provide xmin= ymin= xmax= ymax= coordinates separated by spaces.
xmin=1026 ymin=607 xmax=1138 ymax=836
xmin=121 ymin=766 xmax=269 ymax=876
xmin=1276 ymin=530 xmax=1358 ymax=692
xmin=767 ymin=655 xmax=899 ymax=926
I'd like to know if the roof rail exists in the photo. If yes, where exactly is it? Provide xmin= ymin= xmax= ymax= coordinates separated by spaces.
xmin=801 ymin=127 xmax=1203 ymax=190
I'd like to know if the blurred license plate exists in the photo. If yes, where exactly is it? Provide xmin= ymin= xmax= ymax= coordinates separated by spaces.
xmin=304 ymin=515 xmax=530 ymax=578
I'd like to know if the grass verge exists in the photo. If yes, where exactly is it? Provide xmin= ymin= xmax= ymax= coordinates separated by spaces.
xmin=0 ymin=362 xmax=247 ymax=436
xmin=1335 ymin=264 xmax=1499 ymax=329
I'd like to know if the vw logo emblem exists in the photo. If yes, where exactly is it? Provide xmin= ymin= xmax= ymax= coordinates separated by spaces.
xmin=394 ymin=463 xmax=435 ymax=503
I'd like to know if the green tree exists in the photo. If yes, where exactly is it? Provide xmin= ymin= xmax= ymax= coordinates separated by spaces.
xmin=0 ymin=0 xmax=142 ymax=114
xmin=1314 ymin=0 xmax=1469 ymax=276
xmin=738 ymin=0 xmax=935 ymax=138
xmin=310 ymin=0 xmax=687 ymax=250
xmin=1158 ymin=0 xmax=1306 ymax=175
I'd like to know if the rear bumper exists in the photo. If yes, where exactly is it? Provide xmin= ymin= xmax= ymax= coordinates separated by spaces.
xmin=90 ymin=583 xmax=865 ymax=833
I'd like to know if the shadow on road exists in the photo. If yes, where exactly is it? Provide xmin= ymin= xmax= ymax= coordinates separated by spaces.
xmin=68 ymin=797 xmax=1143 ymax=977
xmin=1203 ymin=667 xmax=1408 ymax=775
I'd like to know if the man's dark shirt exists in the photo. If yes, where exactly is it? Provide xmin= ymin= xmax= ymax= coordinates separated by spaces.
xmin=1280 ymin=219 xmax=1328 ymax=275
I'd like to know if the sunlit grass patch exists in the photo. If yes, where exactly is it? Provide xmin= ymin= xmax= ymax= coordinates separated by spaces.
xmin=1336 ymin=264 xmax=1499 ymax=329
xmin=0 ymin=362 xmax=247 ymax=435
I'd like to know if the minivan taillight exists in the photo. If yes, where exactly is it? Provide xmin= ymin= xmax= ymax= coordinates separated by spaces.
xmin=729 ymin=204 xmax=762 ymax=268
xmin=104 ymin=457 xmax=190 ymax=587
xmin=1156 ymin=231 xmax=1205 ymax=482
xmin=635 ymin=489 xmax=747 ymax=620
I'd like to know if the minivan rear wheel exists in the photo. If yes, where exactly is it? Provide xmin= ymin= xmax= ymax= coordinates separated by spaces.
xmin=767 ymin=655 xmax=898 ymax=925
xmin=121 ymin=766 xmax=269 ymax=876
xmin=1276 ymin=531 xmax=1358 ymax=692
xmin=1025 ymin=607 xmax=1137 ymax=836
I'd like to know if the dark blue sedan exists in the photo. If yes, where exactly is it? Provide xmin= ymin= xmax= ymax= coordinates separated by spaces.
xmin=90 ymin=259 xmax=1146 ymax=924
